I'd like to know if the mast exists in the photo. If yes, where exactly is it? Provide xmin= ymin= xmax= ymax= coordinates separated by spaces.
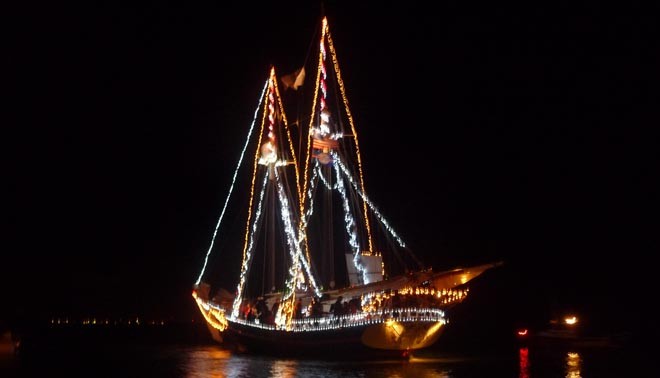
xmin=231 ymin=67 xmax=321 ymax=322
xmin=324 ymin=18 xmax=374 ymax=255
xmin=300 ymin=17 xmax=378 ymax=287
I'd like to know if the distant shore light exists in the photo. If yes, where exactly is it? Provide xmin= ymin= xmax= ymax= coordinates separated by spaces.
xmin=564 ymin=316 xmax=578 ymax=325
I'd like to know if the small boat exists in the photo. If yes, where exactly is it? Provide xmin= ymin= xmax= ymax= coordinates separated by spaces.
xmin=516 ymin=315 xmax=623 ymax=349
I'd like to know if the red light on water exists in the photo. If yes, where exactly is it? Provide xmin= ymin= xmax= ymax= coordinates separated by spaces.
xmin=517 ymin=329 xmax=528 ymax=336
xmin=519 ymin=347 xmax=529 ymax=378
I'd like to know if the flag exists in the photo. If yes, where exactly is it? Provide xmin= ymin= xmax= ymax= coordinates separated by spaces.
xmin=281 ymin=67 xmax=305 ymax=90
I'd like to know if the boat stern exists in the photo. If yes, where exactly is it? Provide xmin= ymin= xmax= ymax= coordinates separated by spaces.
xmin=361 ymin=319 xmax=446 ymax=350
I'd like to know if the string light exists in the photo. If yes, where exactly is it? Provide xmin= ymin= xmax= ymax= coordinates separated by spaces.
xmin=273 ymin=168 xmax=321 ymax=298
xmin=333 ymin=156 xmax=367 ymax=284
xmin=271 ymin=68 xmax=302 ymax=205
xmin=333 ymin=152 xmax=407 ymax=248
xmin=316 ymin=162 xmax=337 ymax=190
xmin=231 ymin=171 xmax=270 ymax=318
xmin=324 ymin=18 xmax=374 ymax=254
xmin=195 ymin=77 xmax=270 ymax=286
xmin=360 ymin=287 xmax=468 ymax=313
xmin=193 ymin=291 xmax=228 ymax=331
xmin=302 ymin=162 xmax=320 ymax=227
xmin=233 ymin=70 xmax=306 ymax=318
xmin=202 ymin=306 xmax=447 ymax=333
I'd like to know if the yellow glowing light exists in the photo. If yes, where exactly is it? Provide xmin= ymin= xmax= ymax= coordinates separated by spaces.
xmin=300 ymin=17 xmax=375 ymax=262
xmin=232 ymin=73 xmax=272 ymax=318
xmin=564 ymin=316 xmax=578 ymax=325
xmin=424 ymin=321 xmax=444 ymax=340
xmin=325 ymin=21 xmax=373 ymax=255
xmin=386 ymin=319 xmax=404 ymax=338
xmin=194 ymin=77 xmax=270 ymax=286
xmin=193 ymin=293 xmax=228 ymax=332
xmin=566 ymin=352 xmax=581 ymax=377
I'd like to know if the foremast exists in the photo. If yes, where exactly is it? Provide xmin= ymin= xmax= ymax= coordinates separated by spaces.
xmin=229 ymin=67 xmax=321 ymax=330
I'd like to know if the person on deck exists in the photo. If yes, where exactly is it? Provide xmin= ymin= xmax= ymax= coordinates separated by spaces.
xmin=331 ymin=296 xmax=344 ymax=317
xmin=311 ymin=296 xmax=323 ymax=318
xmin=293 ymin=298 xmax=303 ymax=319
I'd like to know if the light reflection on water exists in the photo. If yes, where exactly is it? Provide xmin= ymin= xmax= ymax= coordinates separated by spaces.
xmin=519 ymin=347 xmax=529 ymax=378
xmin=269 ymin=360 xmax=299 ymax=378
xmin=565 ymin=352 xmax=581 ymax=378
xmin=3 ymin=342 xmax=649 ymax=377
xmin=181 ymin=345 xmax=462 ymax=378
xmin=183 ymin=347 xmax=232 ymax=378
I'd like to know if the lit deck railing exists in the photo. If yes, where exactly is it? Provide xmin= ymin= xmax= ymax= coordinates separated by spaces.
xmin=228 ymin=307 xmax=446 ymax=332
xmin=194 ymin=285 xmax=467 ymax=333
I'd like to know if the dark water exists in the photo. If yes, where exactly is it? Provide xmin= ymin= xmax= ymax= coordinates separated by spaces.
xmin=2 ymin=337 xmax=656 ymax=377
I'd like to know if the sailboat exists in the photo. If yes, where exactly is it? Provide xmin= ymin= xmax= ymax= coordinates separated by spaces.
xmin=192 ymin=16 xmax=500 ymax=358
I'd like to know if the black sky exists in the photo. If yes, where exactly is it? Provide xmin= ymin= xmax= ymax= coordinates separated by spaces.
xmin=5 ymin=1 xmax=658 ymax=333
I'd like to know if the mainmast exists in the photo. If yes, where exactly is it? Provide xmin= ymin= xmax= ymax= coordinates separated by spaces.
xmin=300 ymin=17 xmax=377 ymax=286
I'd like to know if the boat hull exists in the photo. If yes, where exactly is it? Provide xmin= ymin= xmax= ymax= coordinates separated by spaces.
xmin=192 ymin=261 xmax=503 ymax=359
xmin=219 ymin=319 xmax=445 ymax=359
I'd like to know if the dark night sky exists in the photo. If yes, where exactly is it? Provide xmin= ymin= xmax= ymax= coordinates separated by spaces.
xmin=5 ymin=1 xmax=658 ymax=334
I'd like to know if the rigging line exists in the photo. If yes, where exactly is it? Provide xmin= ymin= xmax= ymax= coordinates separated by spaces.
xmin=378 ymin=218 xmax=409 ymax=273
xmin=333 ymin=155 xmax=367 ymax=284
xmin=289 ymin=14 xmax=321 ymax=165
xmin=302 ymin=17 xmax=322 ymax=78
xmin=263 ymin=183 xmax=276 ymax=296
xmin=231 ymin=170 xmax=271 ymax=318
xmin=274 ymin=167 xmax=322 ymax=298
xmin=300 ymin=17 xmax=329 ymax=228
xmin=301 ymin=160 xmax=321 ymax=231
xmin=317 ymin=163 xmax=337 ymax=190
xmin=195 ymin=78 xmax=270 ymax=286
xmin=332 ymin=152 xmax=407 ymax=249
xmin=326 ymin=22 xmax=374 ymax=254
xmin=344 ymin=172 xmax=368 ymax=250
